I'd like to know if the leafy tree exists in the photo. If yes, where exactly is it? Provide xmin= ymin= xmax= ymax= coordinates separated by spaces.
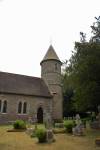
xmin=91 ymin=16 xmax=100 ymax=42
xmin=62 ymin=16 xmax=100 ymax=113
xmin=62 ymin=61 xmax=75 ymax=116
xmin=68 ymin=42 xmax=100 ymax=112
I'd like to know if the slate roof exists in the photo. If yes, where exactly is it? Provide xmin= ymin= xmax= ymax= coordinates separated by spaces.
xmin=40 ymin=45 xmax=61 ymax=64
xmin=0 ymin=71 xmax=52 ymax=98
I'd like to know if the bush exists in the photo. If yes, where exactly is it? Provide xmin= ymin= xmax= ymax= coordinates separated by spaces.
xmin=54 ymin=123 xmax=64 ymax=128
xmin=53 ymin=128 xmax=65 ymax=134
xmin=13 ymin=120 xmax=26 ymax=129
xmin=53 ymin=119 xmax=63 ymax=123
xmin=64 ymin=120 xmax=75 ymax=133
xmin=36 ymin=128 xmax=46 ymax=143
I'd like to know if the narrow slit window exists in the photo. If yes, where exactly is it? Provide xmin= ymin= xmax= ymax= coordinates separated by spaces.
xmin=55 ymin=63 xmax=57 ymax=70
xmin=23 ymin=102 xmax=27 ymax=114
xmin=2 ymin=100 xmax=7 ymax=113
xmin=18 ymin=102 xmax=22 ymax=114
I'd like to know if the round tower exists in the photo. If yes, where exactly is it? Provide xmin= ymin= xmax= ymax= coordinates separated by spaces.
xmin=40 ymin=45 xmax=63 ymax=120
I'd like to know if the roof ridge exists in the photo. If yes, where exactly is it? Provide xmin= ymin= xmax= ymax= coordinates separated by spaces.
xmin=0 ymin=71 xmax=41 ymax=80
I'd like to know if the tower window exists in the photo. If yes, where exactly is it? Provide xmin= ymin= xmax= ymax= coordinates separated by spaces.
xmin=55 ymin=63 xmax=57 ymax=70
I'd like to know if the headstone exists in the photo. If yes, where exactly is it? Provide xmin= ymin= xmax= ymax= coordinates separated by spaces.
xmin=73 ymin=114 xmax=84 ymax=136
xmin=28 ymin=117 xmax=33 ymax=128
xmin=90 ymin=106 xmax=100 ymax=129
xmin=26 ymin=128 xmax=34 ymax=136
xmin=72 ymin=124 xmax=84 ymax=136
xmin=46 ymin=129 xmax=55 ymax=143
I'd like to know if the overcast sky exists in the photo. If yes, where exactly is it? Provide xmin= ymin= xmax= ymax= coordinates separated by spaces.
xmin=0 ymin=0 xmax=100 ymax=77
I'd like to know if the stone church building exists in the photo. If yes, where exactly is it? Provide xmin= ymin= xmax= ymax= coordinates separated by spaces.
xmin=0 ymin=45 xmax=63 ymax=124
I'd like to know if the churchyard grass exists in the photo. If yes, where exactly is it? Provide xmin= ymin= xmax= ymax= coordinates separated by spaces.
xmin=0 ymin=125 xmax=100 ymax=150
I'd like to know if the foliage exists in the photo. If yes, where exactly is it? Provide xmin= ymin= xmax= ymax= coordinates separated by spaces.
xmin=69 ymin=42 xmax=100 ymax=112
xmin=53 ymin=119 xmax=63 ymax=123
xmin=91 ymin=16 xmax=100 ymax=42
xmin=54 ymin=123 xmax=64 ymax=128
xmin=62 ymin=65 xmax=75 ymax=116
xmin=64 ymin=120 xmax=75 ymax=133
xmin=53 ymin=128 xmax=65 ymax=134
xmin=13 ymin=120 xmax=26 ymax=129
xmin=62 ymin=16 xmax=100 ymax=113
xmin=35 ymin=128 xmax=46 ymax=143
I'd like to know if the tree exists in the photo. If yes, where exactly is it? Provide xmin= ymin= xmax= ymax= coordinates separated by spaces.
xmin=62 ymin=65 xmax=74 ymax=116
xmin=80 ymin=32 xmax=86 ymax=43
xmin=62 ymin=16 xmax=100 ymax=113
xmin=91 ymin=16 xmax=100 ymax=42
xmin=68 ymin=42 xmax=100 ymax=112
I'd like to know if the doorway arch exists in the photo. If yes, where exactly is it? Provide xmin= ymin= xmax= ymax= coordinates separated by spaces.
xmin=37 ymin=107 xmax=43 ymax=123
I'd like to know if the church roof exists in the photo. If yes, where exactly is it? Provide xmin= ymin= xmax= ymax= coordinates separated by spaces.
xmin=0 ymin=71 xmax=52 ymax=98
xmin=41 ymin=45 xmax=61 ymax=64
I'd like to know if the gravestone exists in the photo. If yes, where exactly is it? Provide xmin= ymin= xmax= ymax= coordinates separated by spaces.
xmin=28 ymin=117 xmax=33 ymax=128
xmin=90 ymin=106 xmax=100 ymax=129
xmin=46 ymin=129 xmax=55 ymax=143
xmin=72 ymin=114 xmax=84 ymax=136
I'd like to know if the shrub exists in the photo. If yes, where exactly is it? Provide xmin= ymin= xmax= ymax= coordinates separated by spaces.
xmin=13 ymin=120 xmax=26 ymax=129
xmin=64 ymin=120 xmax=75 ymax=133
xmin=53 ymin=128 xmax=65 ymax=134
xmin=36 ymin=128 xmax=46 ymax=143
xmin=53 ymin=119 xmax=63 ymax=123
xmin=54 ymin=123 xmax=64 ymax=128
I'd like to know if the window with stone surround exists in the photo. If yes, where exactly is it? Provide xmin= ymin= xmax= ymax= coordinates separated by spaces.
xmin=23 ymin=102 xmax=27 ymax=114
xmin=2 ymin=100 xmax=7 ymax=113
xmin=18 ymin=102 xmax=22 ymax=114
xmin=18 ymin=101 xmax=27 ymax=114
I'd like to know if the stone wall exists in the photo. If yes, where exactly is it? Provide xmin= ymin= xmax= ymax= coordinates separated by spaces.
xmin=0 ymin=93 xmax=52 ymax=124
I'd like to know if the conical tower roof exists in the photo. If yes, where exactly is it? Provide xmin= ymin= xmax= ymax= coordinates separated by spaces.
xmin=41 ymin=45 xmax=61 ymax=64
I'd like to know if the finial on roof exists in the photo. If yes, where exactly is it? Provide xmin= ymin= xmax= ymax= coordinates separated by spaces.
xmin=49 ymin=36 xmax=53 ymax=45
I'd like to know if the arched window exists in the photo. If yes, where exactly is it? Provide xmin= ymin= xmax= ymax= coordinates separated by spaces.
xmin=2 ymin=100 xmax=7 ymax=113
xmin=0 ymin=100 xmax=1 ymax=112
xmin=23 ymin=102 xmax=27 ymax=114
xmin=18 ymin=102 xmax=22 ymax=114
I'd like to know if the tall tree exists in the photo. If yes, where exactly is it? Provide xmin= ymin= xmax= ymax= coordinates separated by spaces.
xmin=62 ymin=16 xmax=100 ymax=114
xmin=69 ymin=42 xmax=100 ymax=112
xmin=91 ymin=16 xmax=100 ymax=42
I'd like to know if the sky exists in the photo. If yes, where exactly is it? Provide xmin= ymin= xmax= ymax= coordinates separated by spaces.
xmin=0 ymin=0 xmax=100 ymax=77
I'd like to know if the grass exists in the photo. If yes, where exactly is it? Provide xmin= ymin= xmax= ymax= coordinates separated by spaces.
xmin=0 ymin=125 xmax=100 ymax=150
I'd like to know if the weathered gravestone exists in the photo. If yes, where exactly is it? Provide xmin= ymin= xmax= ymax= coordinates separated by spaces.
xmin=72 ymin=114 xmax=84 ymax=136
xmin=90 ymin=106 xmax=100 ymax=129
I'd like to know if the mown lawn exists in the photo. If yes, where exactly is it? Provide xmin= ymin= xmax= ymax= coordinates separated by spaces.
xmin=0 ymin=125 xmax=100 ymax=150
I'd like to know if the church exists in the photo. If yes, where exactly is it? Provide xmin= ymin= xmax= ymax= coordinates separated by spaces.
xmin=0 ymin=45 xmax=63 ymax=124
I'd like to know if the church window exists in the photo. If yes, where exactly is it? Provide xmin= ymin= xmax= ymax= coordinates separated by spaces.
xmin=18 ymin=102 xmax=22 ymax=114
xmin=23 ymin=102 xmax=27 ymax=114
xmin=0 ymin=100 xmax=1 ymax=112
xmin=2 ymin=100 xmax=7 ymax=113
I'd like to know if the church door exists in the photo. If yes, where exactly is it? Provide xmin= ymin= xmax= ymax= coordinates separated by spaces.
xmin=37 ymin=107 xmax=43 ymax=123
